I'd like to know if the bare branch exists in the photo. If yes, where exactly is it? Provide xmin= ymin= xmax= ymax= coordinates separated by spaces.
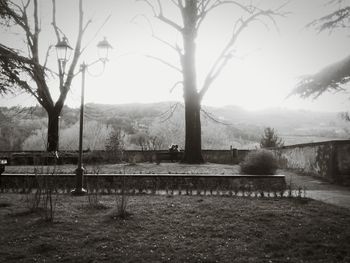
xmin=201 ymin=108 xmax=231 ymax=125
xmin=43 ymin=45 xmax=53 ymax=68
xmin=51 ymin=0 xmax=64 ymax=89
xmin=55 ymin=0 xmax=85 ymax=111
xmin=24 ymin=0 xmax=31 ymax=9
xmin=197 ymin=0 xmax=253 ymax=29
xmin=157 ymin=102 xmax=181 ymax=123
xmin=82 ymin=19 xmax=92 ymax=34
xmin=0 ymin=1 xmax=55 ymax=109
xmin=63 ymin=0 xmax=84 ymax=87
xmin=2 ymin=1 xmax=31 ymax=35
xmin=146 ymin=54 xmax=182 ymax=73
xmin=170 ymin=0 xmax=180 ymax=8
xmin=137 ymin=0 xmax=183 ymax=32
xmin=132 ymin=13 xmax=183 ymax=56
xmin=136 ymin=0 xmax=158 ymax=16
xmin=152 ymin=33 xmax=184 ymax=56
xmin=169 ymin=80 xmax=183 ymax=93
xmin=157 ymin=0 xmax=162 ymax=13
xmin=81 ymin=14 xmax=111 ymax=54
xmin=157 ymin=13 xmax=183 ymax=32
xmin=32 ymin=0 xmax=40 ymax=63
xmin=199 ymin=8 xmax=281 ymax=100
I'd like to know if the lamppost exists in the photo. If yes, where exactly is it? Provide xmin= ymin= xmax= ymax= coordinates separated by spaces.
xmin=55 ymin=37 xmax=73 ymax=74
xmin=55 ymin=37 xmax=112 ymax=195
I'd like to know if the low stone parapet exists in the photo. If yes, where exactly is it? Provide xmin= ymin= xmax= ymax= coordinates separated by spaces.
xmin=0 ymin=173 xmax=286 ymax=196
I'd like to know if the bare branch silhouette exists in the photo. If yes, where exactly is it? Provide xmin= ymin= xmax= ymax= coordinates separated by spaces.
xmin=145 ymin=54 xmax=182 ymax=73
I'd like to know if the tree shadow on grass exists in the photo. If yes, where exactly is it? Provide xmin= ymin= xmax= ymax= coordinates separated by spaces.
xmin=78 ymin=202 xmax=111 ymax=212
xmin=105 ymin=208 xmax=133 ymax=221
xmin=31 ymin=243 xmax=57 ymax=254
xmin=7 ymin=208 xmax=44 ymax=217
xmin=0 ymin=202 xmax=11 ymax=208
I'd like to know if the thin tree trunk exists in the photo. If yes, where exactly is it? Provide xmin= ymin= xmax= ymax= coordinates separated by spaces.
xmin=47 ymin=109 xmax=60 ymax=152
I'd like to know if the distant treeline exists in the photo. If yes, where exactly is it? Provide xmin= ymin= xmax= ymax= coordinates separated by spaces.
xmin=1 ymin=103 xmax=348 ymax=151
xmin=0 ymin=104 xmax=260 ymax=151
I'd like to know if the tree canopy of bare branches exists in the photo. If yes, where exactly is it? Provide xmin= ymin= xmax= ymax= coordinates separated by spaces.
xmin=137 ymin=0 xmax=285 ymax=163
xmin=0 ymin=0 xmax=89 ymax=151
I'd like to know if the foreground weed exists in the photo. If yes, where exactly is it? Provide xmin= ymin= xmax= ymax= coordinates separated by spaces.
xmin=25 ymin=161 xmax=60 ymax=222
xmin=112 ymin=176 xmax=131 ymax=219
xmin=86 ymin=186 xmax=108 ymax=210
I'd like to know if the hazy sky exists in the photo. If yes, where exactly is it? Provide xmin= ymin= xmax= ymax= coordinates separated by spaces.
xmin=1 ymin=0 xmax=350 ymax=112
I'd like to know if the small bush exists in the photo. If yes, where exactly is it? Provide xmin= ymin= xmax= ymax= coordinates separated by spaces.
xmin=25 ymin=166 xmax=59 ymax=222
xmin=240 ymin=150 xmax=278 ymax=175
xmin=112 ymin=176 xmax=132 ymax=220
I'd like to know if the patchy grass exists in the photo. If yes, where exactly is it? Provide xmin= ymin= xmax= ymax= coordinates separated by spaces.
xmin=4 ymin=163 xmax=240 ymax=175
xmin=0 ymin=194 xmax=349 ymax=262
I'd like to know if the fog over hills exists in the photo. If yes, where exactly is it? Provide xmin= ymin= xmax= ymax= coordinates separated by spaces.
xmin=204 ymin=104 xmax=349 ymax=145
xmin=0 ymin=102 xmax=348 ymax=151
xmin=86 ymin=102 xmax=349 ymax=145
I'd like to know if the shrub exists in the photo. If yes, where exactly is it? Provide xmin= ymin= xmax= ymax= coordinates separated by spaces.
xmin=112 ymin=176 xmax=132 ymax=220
xmin=240 ymin=149 xmax=278 ymax=175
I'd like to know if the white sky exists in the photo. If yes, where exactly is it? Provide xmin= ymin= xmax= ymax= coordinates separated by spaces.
xmin=1 ymin=0 xmax=350 ymax=112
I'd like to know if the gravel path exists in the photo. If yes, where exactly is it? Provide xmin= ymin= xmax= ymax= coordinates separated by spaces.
xmin=282 ymin=169 xmax=350 ymax=209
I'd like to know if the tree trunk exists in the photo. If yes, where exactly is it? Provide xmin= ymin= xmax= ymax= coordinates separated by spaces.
xmin=183 ymin=96 xmax=204 ymax=163
xmin=47 ymin=109 xmax=60 ymax=152
xmin=181 ymin=6 xmax=204 ymax=163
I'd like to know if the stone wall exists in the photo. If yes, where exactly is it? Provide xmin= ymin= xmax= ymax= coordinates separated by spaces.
xmin=0 ymin=149 xmax=248 ymax=165
xmin=274 ymin=140 xmax=350 ymax=185
xmin=118 ymin=149 xmax=248 ymax=164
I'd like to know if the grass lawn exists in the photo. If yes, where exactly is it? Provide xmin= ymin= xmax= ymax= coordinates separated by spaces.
xmin=0 ymin=194 xmax=349 ymax=263
xmin=3 ymin=163 xmax=241 ymax=175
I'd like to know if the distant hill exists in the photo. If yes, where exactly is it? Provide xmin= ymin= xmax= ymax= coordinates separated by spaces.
xmin=82 ymin=102 xmax=350 ymax=146
xmin=210 ymin=106 xmax=348 ymax=144
xmin=0 ymin=102 xmax=348 ymax=151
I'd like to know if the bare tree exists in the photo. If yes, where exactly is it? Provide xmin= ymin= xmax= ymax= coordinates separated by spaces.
xmin=130 ymin=132 xmax=149 ymax=151
xmin=0 ymin=0 xmax=89 ymax=151
xmin=137 ymin=0 xmax=285 ymax=163
xmin=149 ymin=135 xmax=163 ymax=150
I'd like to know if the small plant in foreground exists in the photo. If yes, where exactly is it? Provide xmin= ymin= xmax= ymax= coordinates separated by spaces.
xmin=86 ymin=187 xmax=107 ymax=210
xmin=240 ymin=149 xmax=278 ymax=175
xmin=112 ymin=176 xmax=131 ymax=219
xmin=85 ymin=167 xmax=108 ymax=210
xmin=25 ymin=165 xmax=59 ymax=222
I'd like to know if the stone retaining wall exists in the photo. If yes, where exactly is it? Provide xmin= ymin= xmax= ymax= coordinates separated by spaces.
xmin=274 ymin=140 xmax=350 ymax=186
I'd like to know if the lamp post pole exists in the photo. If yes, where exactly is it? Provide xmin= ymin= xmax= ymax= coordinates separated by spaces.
xmin=55 ymin=36 xmax=112 ymax=196
xmin=72 ymin=62 xmax=87 ymax=195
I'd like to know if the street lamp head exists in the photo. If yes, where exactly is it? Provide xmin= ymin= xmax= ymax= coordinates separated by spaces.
xmin=55 ymin=36 xmax=73 ymax=62
xmin=97 ymin=37 xmax=113 ymax=63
